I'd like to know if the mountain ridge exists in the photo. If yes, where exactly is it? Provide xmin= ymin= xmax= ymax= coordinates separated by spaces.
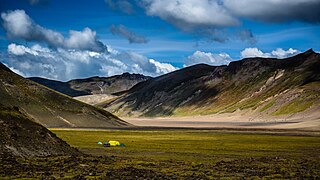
xmin=0 ymin=62 xmax=130 ymax=128
xmin=101 ymin=49 xmax=320 ymax=120
xmin=29 ymin=73 xmax=151 ymax=97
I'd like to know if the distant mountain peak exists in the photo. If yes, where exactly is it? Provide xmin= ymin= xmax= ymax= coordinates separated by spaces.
xmin=29 ymin=72 xmax=151 ymax=97
xmin=305 ymin=48 xmax=315 ymax=54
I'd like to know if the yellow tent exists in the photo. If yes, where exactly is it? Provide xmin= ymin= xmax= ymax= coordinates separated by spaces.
xmin=109 ymin=140 xmax=120 ymax=147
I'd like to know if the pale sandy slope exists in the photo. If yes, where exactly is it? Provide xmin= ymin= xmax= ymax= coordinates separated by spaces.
xmin=123 ymin=110 xmax=320 ymax=131
xmin=74 ymin=94 xmax=115 ymax=105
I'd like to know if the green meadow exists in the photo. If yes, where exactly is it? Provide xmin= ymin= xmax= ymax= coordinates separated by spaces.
xmin=50 ymin=129 xmax=320 ymax=179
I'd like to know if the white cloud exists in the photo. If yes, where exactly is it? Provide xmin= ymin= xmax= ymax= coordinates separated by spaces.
xmin=63 ymin=28 xmax=106 ymax=52
xmin=271 ymin=48 xmax=300 ymax=59
xmin=149 ymin=59 xmax=178 ymax=74
xmin=224 ymin=0 xmax=320 ymax=23
xmin=142 ymin=0 xmax=320 ymax=28
xmin=185 ymin=51 xmax=232 ymax=67
xmin=3 ymin=63 xmax=26 ymax=77
xmin=1 ymin=10 xmax=34 ymax=40
xmin=240 ymin=48 xmax=270 ymax=58
xmin=139 ymin=0 xmax=320 ymax=43
xmin=2 ymin=43 xmax=178 ymax=81
xmin=241 ymin=48 xmax=300 ymax=59
xmin=141 ymin=0 xmax=239 ymax=30
xmin=8 ymin=44 xmax=31 ymax=56
xmin=1 ymin=10 xmax=106 ymax=52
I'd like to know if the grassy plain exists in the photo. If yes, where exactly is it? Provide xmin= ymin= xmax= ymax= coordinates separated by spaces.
xmin=46 ymin=129 xmax=320 ymax=179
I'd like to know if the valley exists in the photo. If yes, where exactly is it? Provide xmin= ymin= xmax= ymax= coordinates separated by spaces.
xmin=1 ymin=50 xmax=319 ymax=179
xmin=1 ymin=1 xmax=319 ymax=178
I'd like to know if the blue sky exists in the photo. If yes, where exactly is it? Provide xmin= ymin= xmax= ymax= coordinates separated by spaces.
xmin=0 ymin=0 xmax=319 ymax=80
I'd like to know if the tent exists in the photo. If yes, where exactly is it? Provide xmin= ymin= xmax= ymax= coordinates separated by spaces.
xmin=109 ymin=140 xmax=120 ymax=147
xmin=103 ymin=142 xmax=110 ymax=147
xmin=98 ymin=140 xmax=125 ymax=147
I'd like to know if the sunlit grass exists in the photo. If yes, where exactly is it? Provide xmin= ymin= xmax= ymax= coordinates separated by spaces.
xmin=52 ymin=130 xmax=320 ymax=163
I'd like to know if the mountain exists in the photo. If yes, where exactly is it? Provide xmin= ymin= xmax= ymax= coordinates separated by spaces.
xmin=101 ymin=49 xmax=320 ymax=119
xmin=0 ymin=104 xmax=80 ymax=158
xmin=29 ymin=73 xmax=151 ymax=97
xmin=0 ymin=62 xmax=129 ymax=128
xmin=27 ymin=77 xmax=89 ymax=97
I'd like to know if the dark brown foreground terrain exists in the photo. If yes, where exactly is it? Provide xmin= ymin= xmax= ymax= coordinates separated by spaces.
xmin=2 ymin=154 xmax=319 ymax=179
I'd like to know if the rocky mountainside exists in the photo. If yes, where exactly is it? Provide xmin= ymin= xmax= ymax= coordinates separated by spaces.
xmin=0 ymin=104 xmax=80 ymax=158
xmin=0 ymin=62 xmax=130 ymax=128
xmin=102 ymin=49 xmax=320 ymax=119
xmin=29 ymin=73 xmax=151 ymax=97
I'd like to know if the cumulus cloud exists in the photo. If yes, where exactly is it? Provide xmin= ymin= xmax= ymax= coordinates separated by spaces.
xmin=110 ymin=24 xmax=148 ymax=44
xmin=141 ymin=0 xmax=239 ymax=30
xmin=271 ymin=48 xmax=300 ymax=59
xmin=106 ymin=0 xmax=134 ymax=14
xmin=1 ymin=10 xmax=106 ymax=52
xmin=0 ymin=9 xmax=178 ymax=80
xmin=241 ymin=48 xmax=300 ymax=59
xmin=184 ymin=48 xmax=301 ymax=68
xmin=140 ymin=0 xmax=242 ymax=43
xmin=149 ymin=59 xmax=178 ymax=74
xmin=185 ymin=51 xmax=232 ymax=67
xmin=8 ymin=43 xmax=35 ymax=56
xmin=240 ymin=48 xmax=270 ymax=58
xmin=139 ymin=0 xmax=320 ymax=43
xmin=224 ymin=0 xmax=320 ymax=23
xmin=2 ymin=43 xmax=178 ymax=81
xmin=142 ymin=0 xmax=320 ymax=26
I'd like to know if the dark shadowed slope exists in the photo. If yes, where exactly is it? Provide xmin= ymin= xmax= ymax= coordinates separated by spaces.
xmin=28 ymin=77 xmax=89 ymax=97
xmin=102 ymin=49 xmax=320 ymax=118
xmin=0 ymin=62 xmax=130 ymax=128
xmin=0 ymin=104 xmax=80 ymax=158
xmin=29 ymin=73 xmax=151 ymax=97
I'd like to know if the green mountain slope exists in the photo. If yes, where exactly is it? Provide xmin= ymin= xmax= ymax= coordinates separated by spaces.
xmin=101 ymin=49 xmax=320 ymax=118
xmin=0 ymin=62 xmax=130 ymax=128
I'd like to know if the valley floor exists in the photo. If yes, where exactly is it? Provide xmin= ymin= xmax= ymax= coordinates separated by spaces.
xmin=123 ymin=113 xmax=320 ymax=131
xmin=2 ymin=129 xmax=319 ymax=179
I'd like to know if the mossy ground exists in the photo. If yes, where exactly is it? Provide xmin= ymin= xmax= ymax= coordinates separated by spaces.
xmin=2 ymin=129 xmax=320 ymax=179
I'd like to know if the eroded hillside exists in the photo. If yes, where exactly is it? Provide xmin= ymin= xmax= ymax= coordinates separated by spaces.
xmin=101 ymin=50 xmax=320 ymax=120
